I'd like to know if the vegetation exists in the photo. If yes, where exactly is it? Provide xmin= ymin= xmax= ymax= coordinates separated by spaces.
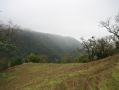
xmin=0 ymin=9 xmax=119 ymax=89
xmin=0 ymin=22 xmax=81 ymax=70
xmin=24 ymin=53 xmax=49 ymax=63
xmin=0 ymin=0 xmax=119 ymax=89
xmin=0 ymin=12 xmax=119 ymax=70
xmin=0 ymin=22 xmax=19 ymax=70
xmin=81 ymin=36 xmax=115 ymax=61
xmin=0 ymin=54 xmax=119 ymax=90
xmin=81 ymin=13 xmax=119 ymax=62
xmin=100 ymin=12 xmax=119 ymax=52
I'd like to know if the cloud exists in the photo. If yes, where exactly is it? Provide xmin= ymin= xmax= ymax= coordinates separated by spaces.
xmin=0 ymin=0 xmax=119 ymax=39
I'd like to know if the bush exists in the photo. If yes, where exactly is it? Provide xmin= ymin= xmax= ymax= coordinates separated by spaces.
xmin=10 ymin=58 xmax=23 ymax=67
xmin=24 ymin=53 xmax=40 ymax=63
xmin=24 ymin=53 xmax=49 ymax=63
xmin=78 ymin=55 xmax=89 ymax=63
xmin=0 ymin=58 xmax=8 ymax=71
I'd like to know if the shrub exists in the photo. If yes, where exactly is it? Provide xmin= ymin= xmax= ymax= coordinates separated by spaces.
xmin=10 ymin=58 xmax=23 ymax=67
xmin=24 ymin=53 xmax=40 ymax=63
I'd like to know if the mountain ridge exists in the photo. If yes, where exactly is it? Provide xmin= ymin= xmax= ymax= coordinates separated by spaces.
xmin=10 ymin=29 xmax=81 ymax=59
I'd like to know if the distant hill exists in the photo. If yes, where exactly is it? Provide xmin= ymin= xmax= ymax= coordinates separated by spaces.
xmin=11 ymin=30 xmax=81 ymax=59
xmin=1 ymin=54 xmax=119 ymax=90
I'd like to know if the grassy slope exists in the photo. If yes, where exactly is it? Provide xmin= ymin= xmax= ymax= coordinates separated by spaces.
xmin=0 ymin=55 xmax=119 ymax=90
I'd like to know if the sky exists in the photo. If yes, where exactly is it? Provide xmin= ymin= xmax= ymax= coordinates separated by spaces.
xmin=0 ymin=0 xmax=119 ymax=40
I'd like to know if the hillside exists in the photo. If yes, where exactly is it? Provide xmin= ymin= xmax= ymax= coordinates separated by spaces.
xmin=10 ymin=30 xmax=81 ymax=59
xmin=0 ymin=54 xmax=119 ymax=90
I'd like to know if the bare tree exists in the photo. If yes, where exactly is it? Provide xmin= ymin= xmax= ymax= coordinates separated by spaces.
xmin=81 ymin=36 xmax=96 ymax=61
xmin=115 ymin=13 xmax=119 ymax=23
xmin=81 ymin=37 xmax=91 ymax=60
xmin=100 ymin=13 xmax=119 ymax=39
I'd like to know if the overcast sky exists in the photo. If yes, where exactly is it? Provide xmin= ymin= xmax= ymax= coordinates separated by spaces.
xmin=0 ymin=0 xmax=119 ymax=40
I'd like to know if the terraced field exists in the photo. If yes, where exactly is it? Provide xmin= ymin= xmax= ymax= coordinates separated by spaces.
xmin=0 ymin=54 xmax=119 ymax=90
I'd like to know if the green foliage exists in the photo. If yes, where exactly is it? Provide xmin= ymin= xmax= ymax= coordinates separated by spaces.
xmin=0 ymin=57 xmax=23 ymax=70
xmin=0 ymin=23 xmax=19 ymax=70
xmin=59 ymin=55 xmax=74 ymax=63
xmin=10 ymin=58 xmax=23 ymax=67
xmin=59 ymin=54 xmax=87 ymax=63
xmin=95 ymin=37 xmax=115 ymax=59
xmin=24 ymin=53 xmax=49 ymax=63
xmin=24 ymin=53 xmax=40 ymax=63
xmin=0 ymin=57 xmax=7 ymax=71
xmin=78 ymin=55 xmax=89 ymax=63
xmin=81 ymin=36 xmax=116 ymax=61
xmin=0 ymin=41 xmax=16 ymax=57
xmin=115 ymin=41 xmax=119 ymax=52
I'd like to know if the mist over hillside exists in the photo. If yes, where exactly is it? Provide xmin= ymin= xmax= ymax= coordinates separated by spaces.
xmin=1 ymin=0 xmax=119 ymax=90
xmin=10 ymin=30 xmax=81 ymax=59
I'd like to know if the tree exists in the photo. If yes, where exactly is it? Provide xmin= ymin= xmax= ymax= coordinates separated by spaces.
xmin=95 ymin=36 xmax=114 ymax=59
xmin=24 ymin=53 xmax=49 ymax=63
xmin=24 ymin=53 xmax=40 ymax=63
xmin=100 ymin=13 xmax=119 ymax=40
xmin=0 ymin=17 xmax=15 ymax=69
xmin=0 ymin=22 xmax=19 ymax=69
xmin=100 ymin=12 xmax=119 ymax=51
xmin=81 ymin=36 xmax=115 ymax=61
xmin=81 ymin=36 xmax=96 ymax=61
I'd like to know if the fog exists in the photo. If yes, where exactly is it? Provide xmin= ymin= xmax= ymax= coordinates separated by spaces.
xmin=0 ymin=0 xmax=119 ymax=40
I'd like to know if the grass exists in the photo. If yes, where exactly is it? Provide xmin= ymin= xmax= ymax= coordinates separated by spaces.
xmin=0 ymin=55 xmax=119 ymax=90
xmin=99 ymin=63 xmax=119 ymax=90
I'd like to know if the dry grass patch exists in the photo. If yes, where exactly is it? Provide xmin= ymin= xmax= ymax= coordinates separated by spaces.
xmin=0 ymin=54 xmax=119 ymax=90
